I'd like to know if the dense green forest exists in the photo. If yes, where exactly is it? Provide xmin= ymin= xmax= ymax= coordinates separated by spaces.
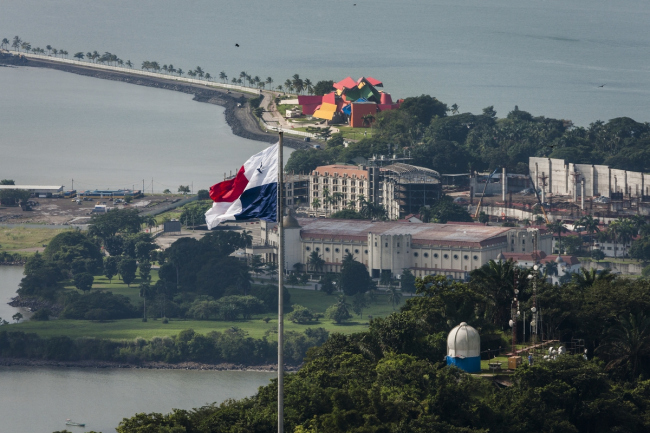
xmin=114 ymin=271 xmax=650 ymax=432
xmin=286 ymin=95 xmax=650 ymax=175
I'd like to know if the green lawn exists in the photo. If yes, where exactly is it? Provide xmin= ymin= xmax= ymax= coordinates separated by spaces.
xmin=12 ymin=277 xmax=399 ymax=340
xmin=62 ymin=271 xmax=161 ymax=305
xmin=336 ymin=126 xmax=375 ymax=140
xmin=0 ymin=226 xmax=69 ymax=253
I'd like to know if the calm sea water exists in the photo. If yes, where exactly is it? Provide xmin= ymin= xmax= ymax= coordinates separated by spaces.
xmin=0 ymin=267 xmax=274 ymax=433
xmin=1 ymin=0 xmax=650 ymax=127
xmin=0 ymin=266 xmax=30 ymax=323
xmin=0 ymin=66 xmax=286 ymax=191
xmin=0 ymin=366 xmax=274 ymax=433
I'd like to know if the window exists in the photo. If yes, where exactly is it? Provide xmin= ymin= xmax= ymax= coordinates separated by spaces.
xmin=522 ymin=240 xmax=526 ymax=244
xmin=325 ymin=247 xmax=330 ymax=252
xmin=424 ymin=253 xmax=429 ymax=258
xmin=345 ymin=249 xmax=349 ymax=253
xmin=313 ymin=192 xmax=318 ymax=197
xmin=374 ymin=242 xmax=377 ymax=246
xmin=364 ymin=250 xmax=368 ymax=254
xmin=335 ymin=248 xmax=340 ymax=252
xmin=453 ymin=254 xmax=458 ymax=259
xmin=414 ymin=252 xmax=419 ymax=257
xmin=315 ymin=247 xmax=320 ymax=252
xmin=306 ymin=246 xmax=311 ymax=251
xmin=463 ymin=255 xmax=469 ymax=260
xmin=385 ymin=243 xmax=388 ymax=247
xmin=443 ymin=254 xmax=449 ymax=259
xmin=473 ymin=255 xmax=478 ymax=260
xmin=354 ymin=249 xmax=359 ymax=253
xmin=406 ymin=242 xmax=409 ymax=247
xmin=433 ymin=253 xmax=438 ymax=258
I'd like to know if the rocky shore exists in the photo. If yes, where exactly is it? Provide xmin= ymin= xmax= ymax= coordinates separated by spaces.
xmin=0 ymin=357 xmax=299 ymax=372
xmin=0 ymin=52 xmax=310 ymax=150
xmin=8 ymin=295 xmax=61 ymax=315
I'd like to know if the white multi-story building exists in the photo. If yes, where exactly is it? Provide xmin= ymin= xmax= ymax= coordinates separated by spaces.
xmin=309 ymin=164 xmax=374 ymax=213
xmin=308 ymin=163 xmax=442 ymax=219
xmin=251 ymin=216 xmax=552 ymax=280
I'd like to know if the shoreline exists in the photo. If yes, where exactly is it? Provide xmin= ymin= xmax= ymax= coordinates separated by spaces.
xmin=0 ymin=357 xmax=299 ymax=372
xmin=0 ymin=53 xmax=310 ymax=150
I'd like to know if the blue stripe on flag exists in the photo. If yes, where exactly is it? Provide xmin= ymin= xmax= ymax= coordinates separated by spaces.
xmin=235 ymin=183 xmax=277 ymax=222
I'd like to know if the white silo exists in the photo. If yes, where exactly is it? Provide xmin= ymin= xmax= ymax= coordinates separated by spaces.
xmin=447 ymin=322 xmax=481 ymax=373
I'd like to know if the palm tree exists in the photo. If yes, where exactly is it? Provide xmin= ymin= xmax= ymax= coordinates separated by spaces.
xmin=546 ymin=220 xmax=568 ymax=254
xmin=451 ymin=103 xmax=459 ymax=115
xmin=195 ymin=66 xmax=204 ymax=78
xmin=2 ymin=38 xmax=11 ymax=50
xmin=162 ymin=65 xmax=168 ymax=74
xmin=311 ymin=197 xmax=321 ymax=210
xmin=630 ymin=215 xmax=647 ymax=236
xmin=307 ymin=251 xmax=325 ymax=273
xmin=578 ymin=215 xmax=600 ymax=252
xmin=292 ymin=74 xmax=304 ymax=94
xmin=253 ymin=75 xmax=261 ymax=88
xmin=177 ymin=68 xmax=184 ymax=76
xmin=21 ymin=42 xmax=31 ymax=53
xmin=168 ymin=64 xmax=175 ymax=74
xmin=74 ymin=52 xmax=84 ymax=60
xmin=47 ymin=45 xmax=53 ymax=55
xmin=304 ymin=78 xmax=313 ymax=94
xmin=266 ymin=77 xmax=273 ymax=89
xmin=11 ymin=36 xmax=21 ymax=51
xmin=219 ymin=71 xmax=228 ymax=83
xmin=597 ymin=312 xmax=650 ymax=378
xmin=570 ymin=268 xmax=614 ymax=290
xmin=205 ymin=73 xmax=212 ymax=81
xmin=232 ymin=77 xmax=238 ymax=84
xmin=608 ymin=219 xmax=634 ymax=258
xmin=240 ymin=71 xmax=247 ymax=85
xmin=469 ymin=259 xmax=525 ymax=327
xmin=284 ymin=79 xmax=292 ymax=93
xmin=331 ymin=192 xmax=344 ymax=212
xmin=322 ymin=187 xmax=331 ymax=215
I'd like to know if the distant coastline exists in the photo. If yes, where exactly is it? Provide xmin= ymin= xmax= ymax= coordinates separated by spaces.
xmin=0 ymin=357 xmax=299 ymax=372
xmin=0 ymin=52 xmax=309 ymax=150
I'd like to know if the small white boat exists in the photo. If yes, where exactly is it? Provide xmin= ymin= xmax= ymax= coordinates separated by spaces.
xmin=65 ymin=419 xmax=86 ymax=427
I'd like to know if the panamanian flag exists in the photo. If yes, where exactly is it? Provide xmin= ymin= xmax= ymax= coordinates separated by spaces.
xmin=205 ymin=143 xmax=278 ymax=229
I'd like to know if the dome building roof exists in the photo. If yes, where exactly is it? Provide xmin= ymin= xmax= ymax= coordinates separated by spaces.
xmin=447 ymin=322 xmax=480 ymax=359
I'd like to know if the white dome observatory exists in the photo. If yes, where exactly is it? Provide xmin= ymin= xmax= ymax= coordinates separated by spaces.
xmin=446 ymin=322 xmax=481 ymax=373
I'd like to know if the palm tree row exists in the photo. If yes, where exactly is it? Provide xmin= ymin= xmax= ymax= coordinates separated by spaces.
xmin=281 ymin=74 xmax=314 ymax=95
xmin=4 ymin=36 xmax=70 ymax=58
xmin=3 ymin=35 xmax=284 ymax=90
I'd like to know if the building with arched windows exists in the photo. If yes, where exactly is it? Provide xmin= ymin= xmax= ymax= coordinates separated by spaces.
xmin=251 ymin=218 xmax=552 ymax=280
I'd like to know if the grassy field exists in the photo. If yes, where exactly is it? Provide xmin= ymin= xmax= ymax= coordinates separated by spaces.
xmin=0 ymin=226 xmax=70 ymax=253
xmin=11 ymin=274 xmax=399 ymax=340
xmin=336 ymin=125 xmax=375 ymax=140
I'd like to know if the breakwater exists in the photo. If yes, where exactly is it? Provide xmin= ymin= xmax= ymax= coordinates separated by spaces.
xmin=0 ymin=52 xmax=310 ymax=150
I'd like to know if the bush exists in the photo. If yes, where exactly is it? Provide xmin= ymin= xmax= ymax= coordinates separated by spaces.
xmin=60 ymin=291 xmax=137 ymax=320
xmin=31 ymin=309 xmax=51 ymax=321
xmin=287 ymin=305 xmax=315 ymax=324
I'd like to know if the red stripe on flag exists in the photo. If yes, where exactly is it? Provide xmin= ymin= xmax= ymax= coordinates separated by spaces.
xmin=209 ymin=166 xmax=249 ymax=202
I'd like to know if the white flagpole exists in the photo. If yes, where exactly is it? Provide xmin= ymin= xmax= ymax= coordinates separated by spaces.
xmin=277 ymin=132 xmax=284 ymax=433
